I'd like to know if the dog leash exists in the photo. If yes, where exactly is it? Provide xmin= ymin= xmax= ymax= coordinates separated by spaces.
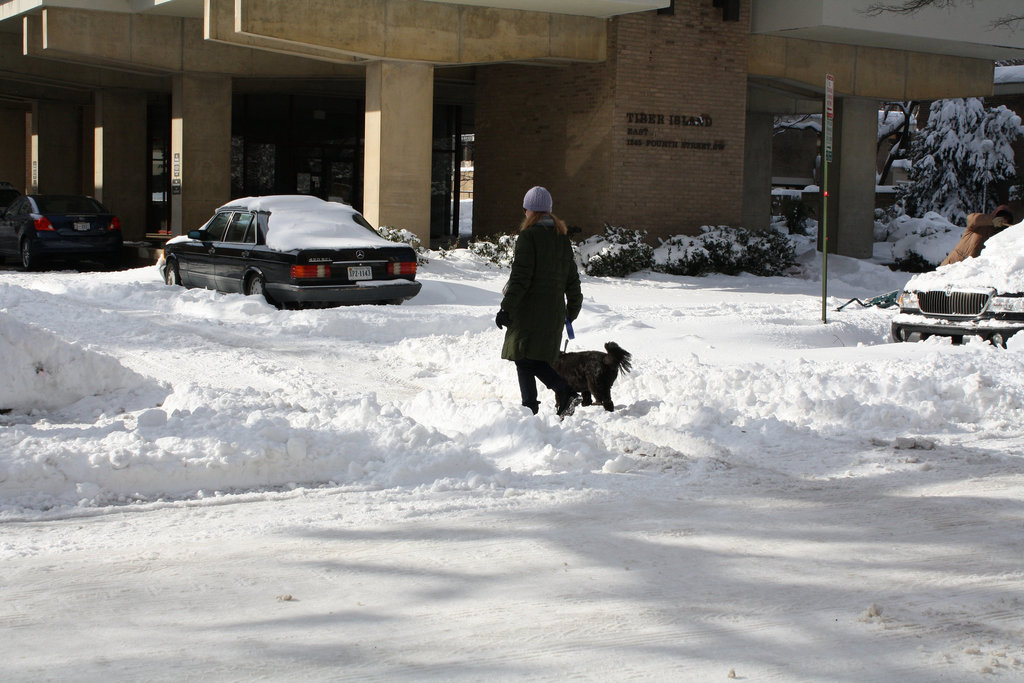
xmin=563 ymin=318 xmax=574 ymax=353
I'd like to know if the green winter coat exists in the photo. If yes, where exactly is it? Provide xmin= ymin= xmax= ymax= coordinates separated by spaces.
xmin=500 ymin=217 xmax=583 ymax=363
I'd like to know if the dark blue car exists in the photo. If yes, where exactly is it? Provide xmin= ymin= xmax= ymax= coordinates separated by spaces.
xmin=0 ymin=194 xmax=123 ymax=270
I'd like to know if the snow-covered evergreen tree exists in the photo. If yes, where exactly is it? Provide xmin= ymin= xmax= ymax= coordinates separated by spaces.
xmin=900 ymin=98 xmax=1023 ymax=224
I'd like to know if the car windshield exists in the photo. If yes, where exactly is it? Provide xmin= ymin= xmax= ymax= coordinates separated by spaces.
xmin=34 ymin=195 xmax=107 ymax=214
xmin=0 ymin=189 xmax=19 ymax=207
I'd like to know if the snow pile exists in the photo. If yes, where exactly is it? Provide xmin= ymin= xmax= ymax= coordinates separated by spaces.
xmin=903 ymin=220 xmax=1024 ymax=293
xmin=873 ymin=211 xmax=961 ymax=264
xmin=0 ymin=309 xmax=160 ymax=412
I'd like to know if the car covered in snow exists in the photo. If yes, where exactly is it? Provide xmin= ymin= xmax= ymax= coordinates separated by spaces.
xmin=891 ymin=218 xmax=1024 ymax=347
xmin=160 ymin=195 xmax=421 ymax=308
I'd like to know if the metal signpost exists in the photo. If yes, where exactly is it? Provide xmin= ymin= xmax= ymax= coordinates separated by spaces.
xmin=821 ymin=74 xmax=834 ymax=324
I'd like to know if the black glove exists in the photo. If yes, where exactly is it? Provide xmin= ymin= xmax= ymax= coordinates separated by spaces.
xmin=495 ymin=309 xmax=512 ymax=329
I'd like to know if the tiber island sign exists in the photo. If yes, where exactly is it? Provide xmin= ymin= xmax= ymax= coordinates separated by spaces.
xmin=625 ymin=111 xmax=725 ymax=150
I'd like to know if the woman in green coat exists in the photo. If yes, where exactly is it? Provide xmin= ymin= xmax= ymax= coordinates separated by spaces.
xmin=495 ymin=186 xmax=584 ymax=416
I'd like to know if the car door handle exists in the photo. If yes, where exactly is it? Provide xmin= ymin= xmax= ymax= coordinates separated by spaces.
xmin=208 ymin=247 xmax=216 ymax=254
xmin=241 ymin=251 xmax=249 ymax=258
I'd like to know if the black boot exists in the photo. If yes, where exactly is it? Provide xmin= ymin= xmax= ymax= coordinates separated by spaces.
xmin=555 ymin=389 xmax=581 ymax=418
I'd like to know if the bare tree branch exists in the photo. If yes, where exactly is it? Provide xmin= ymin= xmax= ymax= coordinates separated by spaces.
xmin=864 ymin=1 xmax=1021 ymax=28
xmin=864 ymin=0 xmax=963 ymax=17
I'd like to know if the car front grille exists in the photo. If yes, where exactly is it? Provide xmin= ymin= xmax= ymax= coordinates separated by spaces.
xmin=918 ymin=290 xmax=991 ymax=316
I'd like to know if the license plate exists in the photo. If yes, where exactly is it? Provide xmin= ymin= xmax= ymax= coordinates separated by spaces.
xmin=73 ymin=221 xmax=91 ymax=231
xmin=348 ymin=266 xmax=372 ymax=281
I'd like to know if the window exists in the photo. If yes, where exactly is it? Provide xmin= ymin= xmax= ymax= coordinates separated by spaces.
xmin=8 ymin=197 xmax=28 ymax=215
xmin=204 ymin=212 xmax=231 ymax=241
xmin=224 ymin=212 xmax=254 ymax=242
xmin=241 ymin=214 xmax=258 ymax=244
xmin=34 ymin=196 xmax=106 ymax=214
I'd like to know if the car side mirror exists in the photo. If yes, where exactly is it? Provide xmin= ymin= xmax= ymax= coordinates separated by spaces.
xmin=188 ymin=229 xmax=206 ymax=240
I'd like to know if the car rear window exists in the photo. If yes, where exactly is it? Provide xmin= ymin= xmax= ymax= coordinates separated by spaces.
xmin=34 ymin=195 xmax=107 ymax=214
xmin=0 ymin=189 xmax=19 ymax=207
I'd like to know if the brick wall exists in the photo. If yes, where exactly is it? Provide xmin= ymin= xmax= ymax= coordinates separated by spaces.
xmin=474 ymin=1 xmax=751 ymax=241
xmin=474 ymin=56 xmax=616 ymax=237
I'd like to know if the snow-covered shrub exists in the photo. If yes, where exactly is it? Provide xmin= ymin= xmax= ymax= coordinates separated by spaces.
xmin=577 ymin=225 xmax=654 ymax=277
xmin=742 ymin=228 xmax=798 ymax=276
xmin=900 ymin=98 xmax=1023 ymax=223
xmin=892 ymin=251 xmax=934 ymax=273
xmin=468 ymin=233 xmax=518 ymax=267
xmin=654 ymin=226 xmax=795 ymax=277
xmin=377 ymin=225 xmax=429 ymax=264
xmin=873 ymin=210 xmax=962 ymax=270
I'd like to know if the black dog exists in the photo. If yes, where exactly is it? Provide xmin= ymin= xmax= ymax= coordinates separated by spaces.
xmin=551 ymin=342 xmax=632 ymax=412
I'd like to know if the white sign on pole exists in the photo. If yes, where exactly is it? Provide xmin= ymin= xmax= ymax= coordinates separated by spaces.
xmin=824 ymin=74 xmax=835 ymax=162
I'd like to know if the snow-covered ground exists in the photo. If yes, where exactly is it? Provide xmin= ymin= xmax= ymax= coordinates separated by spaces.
xmin=2 ymin=241 xmax=1023 ymax=681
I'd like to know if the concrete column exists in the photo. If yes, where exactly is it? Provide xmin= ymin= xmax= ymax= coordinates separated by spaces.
xmin=171 ymin=73 xmax=232 ymax=235
xmin=93 ymin=90 xmax=147 ymax=240
xmin=30 ymin=101 xmax=83 ymax=194
xmin=0 ymin=105 xmax=28 ymax=192
xmin=742 ymin=111 xmax=773 ymax=231
xmin=822 ymin=96 xmax=877 ymax=258
xmin=363 ymin=61 xmax=433 ymax=244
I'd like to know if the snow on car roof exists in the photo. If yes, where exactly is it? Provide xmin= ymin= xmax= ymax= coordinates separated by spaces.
xmin=224 ymin=195 xmax=395 ymax=251
xmin=906 ymin=220 xmax=1024 ymax=294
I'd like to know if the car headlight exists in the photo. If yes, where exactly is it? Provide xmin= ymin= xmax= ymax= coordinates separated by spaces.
xmin=897 ymin=290 xmax=920 ymax=312
xmin=988 ymin=296 xmax=1024 ymax=314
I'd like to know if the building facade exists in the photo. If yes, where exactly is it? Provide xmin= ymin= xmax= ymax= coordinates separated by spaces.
xmin=1 ymin=0 xmax=1023 ymax=258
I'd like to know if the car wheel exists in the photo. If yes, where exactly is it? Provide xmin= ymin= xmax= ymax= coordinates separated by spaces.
xmin=164 ymin=259 xmax=181 ymax=286
xmin=20 ymin=239 xmax=39 ymax=271
xmin=245 ymin=272 xmax=275 ymax=306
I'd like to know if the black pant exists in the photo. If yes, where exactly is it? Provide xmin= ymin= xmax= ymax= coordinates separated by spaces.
xmin=515 ymin=358 xmax=569 ymax=413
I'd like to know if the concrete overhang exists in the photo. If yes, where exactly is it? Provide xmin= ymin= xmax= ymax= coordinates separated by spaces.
xmin=750 ymin=33 xmax=997 ymax=100
xmin=20 ymin=8 xmax=368 ymax=78
xmin=1 ymin=0 xmax=203 ymax=20
xmin=210 ymin=0 xmax=609 ymax=65
xmin=422 ymin=0 xmax=669 ymax=18
xmin=751 ymin=0 xmax=1024 ymax=61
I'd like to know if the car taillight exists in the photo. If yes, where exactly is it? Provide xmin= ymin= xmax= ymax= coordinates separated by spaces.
xmin=291 ymin=264 xmax=331 ymax=278
xmin=388 ymin=261 xmax=416 ymax=276
xmin=108 ymin=216 xmax=121 ymax=231
xmin=33 ymin=216 xmax=54 ymax=231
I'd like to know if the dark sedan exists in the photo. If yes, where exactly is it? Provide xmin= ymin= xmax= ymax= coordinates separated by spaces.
xmin=160 ymin=195 xmax=422 ymax=308
xmin=0 ymin=194 xmax=122 ymax=270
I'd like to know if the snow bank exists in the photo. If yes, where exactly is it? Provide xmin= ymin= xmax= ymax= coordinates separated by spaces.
xmin=2 ymin=241 xmax=1023 ymax=514
xmin=0 ymin=310 xmax=158 ymax=412
xmin=873 ymin=211 xmax=961 ymax=264
xmin=903 ymin=220 xmax=1024 ymax=293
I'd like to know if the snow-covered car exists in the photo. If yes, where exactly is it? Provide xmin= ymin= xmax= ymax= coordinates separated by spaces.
xmin=160 ymin=195 xmax=421 ymax=308
xmin=891 ymin=219 xmax=1024 ymax=347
